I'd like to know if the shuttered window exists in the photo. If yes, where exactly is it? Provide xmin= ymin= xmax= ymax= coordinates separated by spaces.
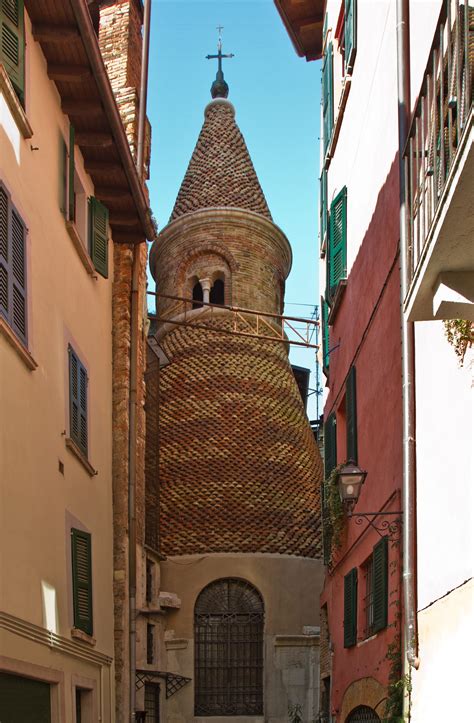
xmin=0 ymin=0 xmax=25 ymax=103
xmin=88 ymin=196 xmax=109 ymax=278
xmin=321 ymin=297 xmax=330 ymax=374
xmin=346 ymin=365 xmax=358 ymax=463
xmin=373 ymin=536 xmax=388 ymax=632
xmin=328 ymin=186 xmax=347 ymax=300
xmin=322 ymin=42 xmax=334 ymax=156
xmin=344 ymin=567 xmax=357 ymax=647
xmin=68 ymin=346 xmax=88 ymax=457
xmin=68 ymin=124 xmax=76 ymax=221
xmin=344 ymin=0 xmax=357 ymax=74
xmin=0 ymin=183 xmax=27 ymax=345
xmin=320 ymin=168 xmax=328 ymax=251
xmin=71 ymin=528 xmax=93 ymax=635
xmin=324 ymin=411 xmax=337 ymax=480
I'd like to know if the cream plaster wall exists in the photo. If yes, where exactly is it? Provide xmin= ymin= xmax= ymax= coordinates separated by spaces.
xmin=160 ymin=553 xmax=324 ymax=723
xmin=410 ymin=578 xmax=473 ymax=722
xmin=0 ymin=13 xmax=114 ymax=721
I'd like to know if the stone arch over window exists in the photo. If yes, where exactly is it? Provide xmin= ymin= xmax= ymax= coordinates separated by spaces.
xmin=175 ymin=244 xmax=238 ymax=307
xmin=194 ymin=578 xmax=264 ymax=716
xmin=346 ymin=706 xmax=381 ymax=722
xmin=339 ymin=677 xmax=387 ymax=722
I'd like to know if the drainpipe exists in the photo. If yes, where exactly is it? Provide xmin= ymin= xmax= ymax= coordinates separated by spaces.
xmin=129 ymin=4 xmax=152 ymax=720
xmin=395 ymin=0 xmax=420 ymax=670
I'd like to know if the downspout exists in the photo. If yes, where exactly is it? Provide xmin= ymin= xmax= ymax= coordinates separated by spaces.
xmin=129 ymin=3 xmax=152 ymax=720
xmin=395 ymin=0 xmax=420 ymax=671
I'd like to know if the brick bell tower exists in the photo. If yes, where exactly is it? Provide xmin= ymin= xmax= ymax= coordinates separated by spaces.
xmin=148 ymin=46 xmax=324 ymax=722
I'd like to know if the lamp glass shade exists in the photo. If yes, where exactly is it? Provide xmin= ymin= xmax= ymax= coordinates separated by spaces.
xmin=337 ymin=461 xmax=367 ymax=505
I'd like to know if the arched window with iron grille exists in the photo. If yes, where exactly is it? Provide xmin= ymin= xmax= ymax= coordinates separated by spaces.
xmin=194 ymin=578 xmax=264 ymax=716
xmin=346 ymin=706 xmax=381 ymax=722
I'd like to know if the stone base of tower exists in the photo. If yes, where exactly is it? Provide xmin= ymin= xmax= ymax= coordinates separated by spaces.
xmin=159 ymin=553 xmax=325 ymax=722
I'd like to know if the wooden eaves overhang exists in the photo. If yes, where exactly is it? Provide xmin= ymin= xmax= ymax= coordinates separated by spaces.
xmin=273 ymin=0 xmax=325 ymax=61
xmin=24 ymin=0 xmax=155 ymax=244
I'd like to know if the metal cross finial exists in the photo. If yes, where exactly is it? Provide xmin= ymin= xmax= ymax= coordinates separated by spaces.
xmin=206 ymin=27 xmax=234 ymax=99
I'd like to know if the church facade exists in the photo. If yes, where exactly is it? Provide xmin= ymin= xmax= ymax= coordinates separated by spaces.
xmin=147 ymin=69 xmax=324 ymax=722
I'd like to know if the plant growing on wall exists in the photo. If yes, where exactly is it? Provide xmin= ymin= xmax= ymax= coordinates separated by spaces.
xmin=443 ymin=319 xmax=474 ymax=365
xmin=323 ymin=462 xmax=346 ymax=565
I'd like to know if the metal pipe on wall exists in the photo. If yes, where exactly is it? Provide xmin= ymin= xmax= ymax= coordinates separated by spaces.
xmin=395 ymin=0 xmax=420 ymax=672
xmin=137 ymin=0 xmax=152 ymax=177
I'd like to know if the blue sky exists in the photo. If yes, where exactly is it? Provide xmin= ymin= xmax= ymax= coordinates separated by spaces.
xmin=147 ymin=0 xmax=322 ymax=419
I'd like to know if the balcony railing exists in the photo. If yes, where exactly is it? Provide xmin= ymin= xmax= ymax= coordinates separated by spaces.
xmin=404 ymin=0 xmax=473 ymax=294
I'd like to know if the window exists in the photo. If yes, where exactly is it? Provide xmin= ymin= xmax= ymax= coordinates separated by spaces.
xmin=320 ymin=168 xmax=328 ymax=253
xmin=68 ymin=345 xmax=88 ymax=457
xmin=192 ymin=280 xmax=203 ymax=309
xmin=88 ymin=196 xmax=109 ymax=278
xmin=344 ymin=0 xmax=357 ymax=74
xmin=0 ymin=183 xmax=27 ymax=345
xmin=343 ymin=567 xmax=357 ymax=647
xmin=194 ymin=578 xmax=264 ymax=716
xmin=0 ymin=673 xmax=51 ymax=722
xmin=327 ymin=186 xmax=347 ymax=302
xmin=346 ymin=706 xmax=380 ymax=723
xmin=322 ymin=42 xmax=334 ymax=157
xmin=323 ymin=412 xmax=337 ymax=480
xmin=144 ymin=683 xmax=160 ymax=723
xmin=210 ymin=277 xmax=224 ymax=305
xmin=0 ymin=0 xmax=25 ymax=104
xmin=146 ymin=559 xmax=154 ymax=604
xmin=71 ymin=528 xmax=93 ymax=635
xmin=147 ymin=623 xmax=154 ymax=664
xmin=363 ymin=554 xmax=374 ymax=637
xmin=346 ymin=365 xmax=357 ymax=463
xmin=363 ymin=537 xmax=389 ymax=638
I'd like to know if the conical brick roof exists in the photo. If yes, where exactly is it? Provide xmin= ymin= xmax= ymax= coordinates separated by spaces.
xmin=170 ymin=99 xmax=272 ymax=222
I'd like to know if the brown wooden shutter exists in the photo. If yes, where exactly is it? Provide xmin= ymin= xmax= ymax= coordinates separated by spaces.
xmin=344 ymin=567 xmax=358 ymax=647
xmin=71 ymin=528 xmax=93 ymax=635
xmin=89 ymin=196 xmax=109 ymax=278
xmin=346 ymin=365 xmax=358 ymax=463
xmin=373 ymin=536 xmax=388 ymax=632
xmin=0 ymin=0 xmax=25 ymax=103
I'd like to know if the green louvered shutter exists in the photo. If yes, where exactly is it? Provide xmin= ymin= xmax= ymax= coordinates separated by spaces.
xmin=373 ymin=536 xmax=388 ymax=632
xmin=328 ymin=186 xmax=347 ymax=298
xmin=320 ymin=168 xmax=328 ymax=251
xmin=322 ymin=42 xmax=334 ymax=156
xmin=321 ymin=297 xmax=330 ymax=373
xmin=71 ymin=528 xmax=93 ymax=635
xmin=68 ymin=124 xmax=75 ymax=222
xmin=89 ymin=196 xmax=109 ymax=278
xmin=346 ymin=365 xmax=358 ymax=463
xmin=344 ymin=567 xmax=358 ymax=647
xmin=324 ymin=412 xmax=337 ymax=480
xmin=322 ymin=12 xmax=328 ymax=46
xmin=0 ymin=185 xmax=27 ymax=343
xmin=0 ymin=0 xmax=24 ymax=103
xmin=59 ymin=135 xmax=68 ymax=217
xmin=0 ymin=186 xmax=9 ymax=320
xmin=69 ymin=346 xmax=88 ymax=456
xmin=344 ymin=0 xmax=357 ymax=73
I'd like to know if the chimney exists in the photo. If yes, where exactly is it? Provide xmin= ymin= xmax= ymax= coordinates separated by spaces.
xmin=98 ymin=0 xmax=151 ymax=179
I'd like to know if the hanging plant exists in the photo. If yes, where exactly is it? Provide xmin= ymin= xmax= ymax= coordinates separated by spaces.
xmin=323 ymin=462 xmax=347 ymax=564
xmin=443 ymin=319 xmax=474 ymax=365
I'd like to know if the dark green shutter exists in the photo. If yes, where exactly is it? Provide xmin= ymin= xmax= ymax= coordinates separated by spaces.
xmin=373 ymin=536 xmax=388 ymax=632
xmin=0 ymin=0 xmax=25 ymax=103
xmin=344 ymin=0 xmax=357 ymax=73
xmin=69 ymin=346 xmax=88 ymax=456
xmin=0 ymin=672 xmax=51 ymax=722
xmin=321 ymin=297 xmax=330 ymax=373
xmin=346 ymin=365 xmax=358 ymax=463
xmin=71 ymin=528 xmax=93 ymax=635
xmin=324 ymin=412 xmax=337 ymax=480
xmin=328 ymin=186 xmax=347 ymax=298
xmin=0 ymin=185 xmax=26 ymax=343
xmin=322 ymin=42 xmax=334 ymax=156
xmin=59 ymin=134 xmax=68 ymax=217
xmin=320 ymin=168 xmax=328 ymax=251
xmin=344 ymin=567 xmax=357 ymax=647
xmin=89 ymin=196 xmax=109 ymax=278
xmin=322 ymin=12 xmax=328 ymax=45
xmin=68 ymin=123 xmax=75 ymax=222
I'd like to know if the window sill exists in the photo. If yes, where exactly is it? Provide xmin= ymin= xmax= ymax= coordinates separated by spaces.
xmin=328 ymin=279 xmax=348 ymax=325
xmin=65 ymin=221 xmax=97 ymax=277
xmin=0 ymin=64 xmax=33 ymax=139
xmin=323 ymin=74 xmax=352 ymax=171
xmin=357 ymin=632 xmax=377 ymax=647
xmin=0 ymin=317 xmax=37 ymax=370
xmin=71 ymin=627 xmax=96 ymax=646
xmin=65 ymin=437 xmax=97 ymax=477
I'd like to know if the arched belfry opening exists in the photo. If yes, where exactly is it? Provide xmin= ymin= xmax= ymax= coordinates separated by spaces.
xmin=210 ymin=277 xmax=225 ymax=305
xmin=194 ymin=578 xmax=264 ymax=716
xmin=192 ymin=280 xmax=203 ymax=309
xmin=346 ymin=706 xmax=381 ymax=722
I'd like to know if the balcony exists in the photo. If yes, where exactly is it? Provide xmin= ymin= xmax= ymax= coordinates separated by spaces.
xmin=403 ymin=0 xmax=473 ymax=322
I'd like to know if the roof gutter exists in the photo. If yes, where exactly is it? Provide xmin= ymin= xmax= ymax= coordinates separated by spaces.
xmin=69 ymin=0 xmax=155 ymax=242
xmin=395 ymin=0 xmax=420 ymax=671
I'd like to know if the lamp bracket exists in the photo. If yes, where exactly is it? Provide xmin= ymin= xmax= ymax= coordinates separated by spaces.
xmin=349 ymin=512 xmax=403 ymax=541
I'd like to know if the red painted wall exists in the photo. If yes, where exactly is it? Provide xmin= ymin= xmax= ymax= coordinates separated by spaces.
xmin=321 ymin=157 xmax=403 ymax=719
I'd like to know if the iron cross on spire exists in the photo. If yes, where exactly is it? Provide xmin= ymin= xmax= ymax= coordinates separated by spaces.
xmin=206 ymin=26 xmax=234 ymax=99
